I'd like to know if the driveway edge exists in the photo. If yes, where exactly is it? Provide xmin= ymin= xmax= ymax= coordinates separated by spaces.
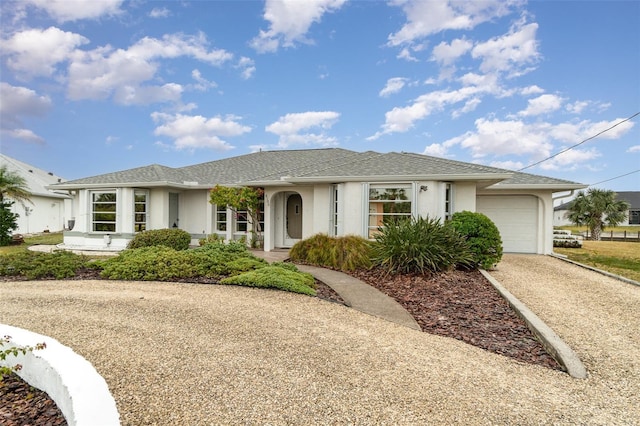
xmin=480 ymin=270 xmax=588 ymax=379
xmin=550 ymin=253 xmax=640 ymax=287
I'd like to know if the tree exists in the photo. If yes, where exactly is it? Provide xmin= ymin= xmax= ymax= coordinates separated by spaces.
xmin=0 ymin=164 xmax=31 ymax=204
xmin=0 ymin=165 xmax=31 ymax=245
xmin=566 ymin=189 xmax=630 ymax=241
xmin=209 ymin=185 xmax=264 ymax=247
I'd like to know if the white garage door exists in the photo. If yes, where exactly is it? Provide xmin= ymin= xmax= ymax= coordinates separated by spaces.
xmin=476 ymin=195 xmax=538 ymax=253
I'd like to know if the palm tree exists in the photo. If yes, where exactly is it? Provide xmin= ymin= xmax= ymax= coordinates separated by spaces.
xmin=566 ymin=189 xmax=630 ymax=241
xmin=0 ymin=164 xmax=32 ymax=204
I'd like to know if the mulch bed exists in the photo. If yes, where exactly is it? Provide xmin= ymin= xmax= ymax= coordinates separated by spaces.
xmin=1 ymin=265 xmax=561 ymax=424
xmin=350 ymin=266 xmax=562 ymax=370
xmin=0 ymin=373 xmax=67 ymax=426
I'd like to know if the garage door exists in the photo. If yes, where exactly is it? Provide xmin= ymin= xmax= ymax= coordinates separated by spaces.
xmin=476 ymin=195 xmax=538 ymax=253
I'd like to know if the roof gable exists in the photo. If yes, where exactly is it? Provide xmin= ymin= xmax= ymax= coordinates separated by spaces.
xmin=1 ymin=154 xmax=68 ymax=198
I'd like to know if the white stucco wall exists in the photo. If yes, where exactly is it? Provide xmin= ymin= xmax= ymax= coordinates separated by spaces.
xmin=453 ymin=182 xmax=477 ymax=213
xmin=11 ymin=194 xmax=67 ymax=234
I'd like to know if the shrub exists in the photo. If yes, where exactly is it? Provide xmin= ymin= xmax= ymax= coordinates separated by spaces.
xmin=371 ymin=216 xmax=474 ymax=274
xmin=199 ymin=234 xmax=223 ymax=246
xmin=221 ymin=265 xmax=316 ymax=295
xmin=449 ymin=211 xmax=503 ymax=270
xmin=98 ymin=246 xmax=197 ymax=281
xmin=0 ymin=250 xmax=89 ymax=279
xmin=0 ymin=201 xmax=19 ymax=247
xmin=126 ymin=228 xmax=192 ymax=250
xmin=289 ymin=234 xmax=373 ymax=271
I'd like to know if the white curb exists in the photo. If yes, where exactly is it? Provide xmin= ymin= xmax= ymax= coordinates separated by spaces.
xmin=0 ymin=324 xmax=120 ymax=425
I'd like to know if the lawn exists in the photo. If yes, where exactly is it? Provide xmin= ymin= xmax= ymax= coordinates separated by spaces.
xmin=0 ymin=232 xmax=63 ymax=255
xmin=554 ymin=240 xmax=640 ymax=282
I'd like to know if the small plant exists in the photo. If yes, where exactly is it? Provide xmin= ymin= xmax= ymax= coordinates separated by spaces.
xmin=0 ymin=250 xmax=90 ymax=279
xmin=1 ymin=336 xmax=46 ymax=378
xmin=199 ymin=234 xmax=222 ymax=246
xmin=371 ymin=216 xmax=474 ymax=274
xmin=449 ymin=211 xmax=503 ymax=270
xmin=290 ymin=234 xmax=373 ymax=271
xmin=221 ymin=265 xmax=316 ymax=295
xmin=127 ymin=228 xmax=192 ymax=250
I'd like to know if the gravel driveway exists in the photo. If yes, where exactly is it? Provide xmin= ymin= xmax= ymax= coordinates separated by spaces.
xmin=1 ymin=254 xmax=638 ymax=425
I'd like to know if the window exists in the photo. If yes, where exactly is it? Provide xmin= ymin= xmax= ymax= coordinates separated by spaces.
xmin=256 ymin=196 xmax=265 ymax=233
xmin=444 ymin=183 xmax=453 ymax=221
xmin=367 ymin=184 xmax=412 ymax=238
xmin=331 ymin=184 xmax=339 ymax=236
xmin=91 ymin=191 xmax=116 ymax=232
xmin=216 ymin=205 xmax=227 ymax=231
xmin=134 ymin=190 xmax=148 ymax=232
xmin=236 ymin=210 xmax=249 ymax=232
xmin=629 ymin=210 xmax=640 ymax=225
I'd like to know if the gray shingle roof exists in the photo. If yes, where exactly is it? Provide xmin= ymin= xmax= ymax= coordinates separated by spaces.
xmin=49 ymin=148 xmax=585 ymax=190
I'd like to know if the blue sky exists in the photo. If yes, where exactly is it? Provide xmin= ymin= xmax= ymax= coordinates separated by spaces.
xmin=1 ymin=0 xmax=638 ymax=190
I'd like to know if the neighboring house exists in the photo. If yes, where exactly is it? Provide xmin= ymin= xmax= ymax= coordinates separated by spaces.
xmin=554 ymin=191 xmax=640 ymax=227
xmin=48 ymin=148 xmax=585 ymax=254
xmin=1 ymin=154 xmax=72 ymax=234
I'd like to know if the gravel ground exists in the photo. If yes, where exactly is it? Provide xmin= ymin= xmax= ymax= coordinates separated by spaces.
xmin=1 ymin=254 xmax=639 ymax=425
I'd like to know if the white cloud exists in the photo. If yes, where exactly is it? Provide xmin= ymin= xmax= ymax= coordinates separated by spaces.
xmin=452 ymin=97 xmax=481 ymax=118
xmin=1 ymin=27 xmax=89 ymax=79
xmin=387 ymin=0 xmax=520 ymax=46
xmin=489 ymin=160 xmax=524 ymax=170
xmin=368 ymin=78 xmax=503 ymax=139
xmin=379 ymin=77 xmax=408 ymax=97
xmin=266 ymin=111 xmax=340 ymax=147
xmin=149 ymin=7 xmax=171 ymax=18
xmin=423 ymin=143 xmax=449 ymax=157
xmin=538 ymin=148 xmax=601 ymax=171
xmin=549 ymin=118 xmax=635 ymax=143
xmin=0 ymin=82 xmax=51 ymax=143
xmin=520 ymin=85 xmax=545 ymax=95
xmin=191 ymin=69 xmax=217 ymax=91
xmin=251 ymin=0 xmax=347 ymax=53
xmin=236 ymin=57 xmax=256 ymax=79
xmin=67 ymin=33 xmax=233 ymax=104
xmin=565 ymin=100 xmax=590 ymax=114
xmin=446 ymin=118 xmax=555 ymax=159
xmin=518 ymin=94 xmax=564 ymax=116
xmin=627 ymin=145 xmax=640 ymax=153
xmin=151 ymin=112 xmax=251 ymax=151
xmin=23 ymin=0 xmax=124 ymax=22
xmin=471 ymin=20 xmax=540 ymax=75
xmin=431 ymin=38 xmax=473 ymax=66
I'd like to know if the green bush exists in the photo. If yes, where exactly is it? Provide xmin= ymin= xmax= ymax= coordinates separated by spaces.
xmin=0 ymin=250 xmax=89 ymax=279
xmin=371 ymin=216 xmax=474 ymax=274
xmin=127 ymin=228 xmax=192 ymax=251
xmin=449 ymin=211 xmax=503 ymax=270
xmin=221 ymin=265 xmax=316 ymax=295
xmin=290 ymin=234 xmax=373 ymax=271
xmin=0 ymin=201 xmax=19 ymax=247
xmin=98 ymin=246 xmax=197 ymax=281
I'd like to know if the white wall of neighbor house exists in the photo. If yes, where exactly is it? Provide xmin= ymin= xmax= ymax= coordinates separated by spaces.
xmin=12 ymin=195 xmax=66 ymax=234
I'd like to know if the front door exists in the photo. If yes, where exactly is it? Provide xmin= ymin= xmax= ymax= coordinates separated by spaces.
xmin=284 ymin=193 xmax=302 ymax=246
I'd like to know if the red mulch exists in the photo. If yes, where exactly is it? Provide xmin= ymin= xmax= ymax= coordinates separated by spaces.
xmin=350 ymin=266 xmax=562 ymax=370
xmin=1 ymin=265 xmax=562 ymax=423
xmin=0 ymin=373 xmax=67 ymax=425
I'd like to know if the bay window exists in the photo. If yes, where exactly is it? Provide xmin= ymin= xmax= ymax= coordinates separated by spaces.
xmin=91 ymin=191 xmax=116 ymax=232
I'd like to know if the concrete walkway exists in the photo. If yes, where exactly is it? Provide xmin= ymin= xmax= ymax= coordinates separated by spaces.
xmin=251 ymin=249 xmax=421 ymax=330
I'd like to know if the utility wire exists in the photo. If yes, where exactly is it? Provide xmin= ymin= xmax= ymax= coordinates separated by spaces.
xmin=589 ymin=169 xmax=640 ymax=187
xmin=517 ymin=111 xmax=640 ymax=171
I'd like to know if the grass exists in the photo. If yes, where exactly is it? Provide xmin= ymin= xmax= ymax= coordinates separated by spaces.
xmin=555 ymin=240 xmax=640 ymax=282
xmin=0 ymin=232 xmax=63 ymax=255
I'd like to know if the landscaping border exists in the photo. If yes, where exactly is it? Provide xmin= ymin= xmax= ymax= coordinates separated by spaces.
xmin=0 ymin=324 xmax=120 ymax=426
xmin=480 ymin=270 xmax=588 ymax=379
xmin=550 ymin=253 xmax=640 ymax=287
